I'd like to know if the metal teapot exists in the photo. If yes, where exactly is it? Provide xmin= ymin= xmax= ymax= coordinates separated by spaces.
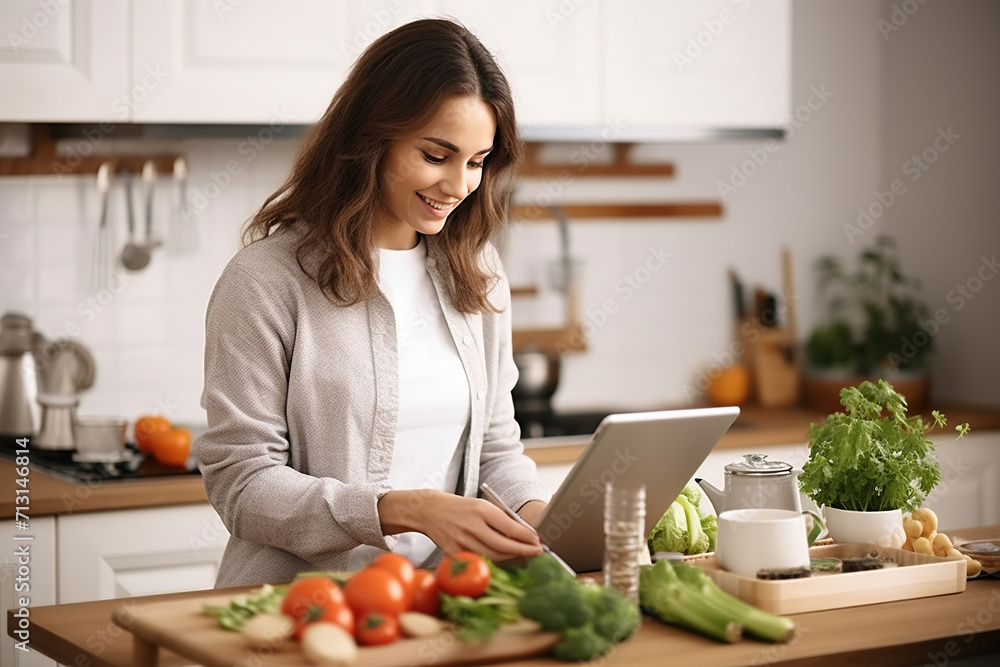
xmin=696 ymin=453 xmax=807 ymax=514
xmin=0 ymin=312 xmax=95 ymax=447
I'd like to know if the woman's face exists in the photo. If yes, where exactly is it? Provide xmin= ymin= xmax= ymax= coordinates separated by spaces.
xmin=378 ymin=95 xmax=497 ymax=249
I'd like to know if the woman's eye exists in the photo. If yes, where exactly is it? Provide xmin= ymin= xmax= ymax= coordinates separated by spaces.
xmin=467 ymin=159 xmax=484 ymax=169
xmin=422 ymin=152 xmax=445 ymax=164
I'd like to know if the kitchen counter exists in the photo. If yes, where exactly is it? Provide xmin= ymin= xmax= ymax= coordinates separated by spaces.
xmin=4 ymin=403 xmax=999 ymax=518
xmin=9 ymin=524 xmax=1000 ymax=667
xmin=0 ymin=458 xmax=208 ymax=518
xmin=523 ymin=403 xmax=1000 ymax=465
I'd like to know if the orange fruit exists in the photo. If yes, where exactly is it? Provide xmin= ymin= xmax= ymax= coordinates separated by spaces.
xmin=707 ymin=364 xmax=751 ymax=406
xmin=151 ymin=428 xmax=191 ymax=467
xmin=134 ymin=415 xmax=171 ymax=454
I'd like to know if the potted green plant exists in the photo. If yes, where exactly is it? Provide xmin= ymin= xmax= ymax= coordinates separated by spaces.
xmin=797 ymin=379 xmax=969 ymax=545
xmin=803 ymin=235 xmax=934 ymax=413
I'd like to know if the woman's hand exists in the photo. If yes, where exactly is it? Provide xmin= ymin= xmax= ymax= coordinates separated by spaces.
xmin=378 ymin=490 xmax=543 ymax=561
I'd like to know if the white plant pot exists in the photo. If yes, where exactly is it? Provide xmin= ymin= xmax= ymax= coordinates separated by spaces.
xmin=823 ymin=507 xmax=906 ymax=548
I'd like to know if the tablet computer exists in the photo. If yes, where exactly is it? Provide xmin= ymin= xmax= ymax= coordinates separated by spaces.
xmin=535 ymin=406 xmax=740 ymax=572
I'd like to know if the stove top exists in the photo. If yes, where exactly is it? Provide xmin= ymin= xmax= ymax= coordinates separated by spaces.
xmin=514 ymin=409 xmax=622 ymax=440
xmin=2 ymin=439 xmax=200 ymax=484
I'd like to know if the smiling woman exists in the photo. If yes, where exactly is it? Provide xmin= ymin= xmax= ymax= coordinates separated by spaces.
xmin=193 ymin=18 xmax=549 ymax=587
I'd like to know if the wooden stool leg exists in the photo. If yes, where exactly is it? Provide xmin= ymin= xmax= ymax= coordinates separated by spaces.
xmin=132 ymin=636 xmax=159 ymax=667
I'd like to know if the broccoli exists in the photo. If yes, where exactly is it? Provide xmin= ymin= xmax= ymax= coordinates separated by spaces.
xmin=517 ymin=579 xmax=591 ymax=631
xmin=522 ymin=550 xmax=575 ymax=587
xmin=580 ymin=580 xmax=641 ymax=643
xmin=551 ymin=625 xmax=614 ymax=662
xmin=639 ymin=560 xmax=796 ymax=644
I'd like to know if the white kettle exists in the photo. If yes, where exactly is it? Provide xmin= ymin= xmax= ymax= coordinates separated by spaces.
xmin=696 ymin=453 xmax=808 ymax=514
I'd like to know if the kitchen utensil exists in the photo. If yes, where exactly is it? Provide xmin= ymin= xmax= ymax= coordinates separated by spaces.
xmin=141 ymin=160 xmax=160 ymax=249
xmin=479 ymin=482 xmax=576 ymax=576
xmin=73 ymin=416 xmax=127 ymax=457
xmin=512 ymin=348 xmax=560 ymax=403
xmin=697 ymin=453 xmax=808 ymax=515
xmin=35 ymin=393 xmax=79 ymax=450
xmin=167 ymin=155 xmax=198 ymax=253
xmin=955 ymin=538 xmax=1000 ymax=575
xmin=36 ymin=338 xmax=96 ymax=396
xmin=716 ymin=508 xmax=812 ymax=578
xmin=0 ymin=312 xmax=40 ymax=438
xmin=121 ymin=171 xmax=151 ymax=271
xmin=91 ymin=162 xmax=113 ymax=289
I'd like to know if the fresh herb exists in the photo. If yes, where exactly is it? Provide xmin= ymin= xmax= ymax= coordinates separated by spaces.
xmin=798 ymin=379 xmax=970 ymax=512
xmin=203 ymin=583 xmax=287 ymax=631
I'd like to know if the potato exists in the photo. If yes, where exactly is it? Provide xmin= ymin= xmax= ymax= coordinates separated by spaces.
xmin=241 ymin=613 xmax=295 ymax=649
xmin=966 ymin=556 xmax=983 ymax=578
xmin=398 ymin=612 xmax=446 ymax=638
xmin=932 ymin=533 xmax=954 ymax=558
xmin=301 ymin=622 xmax=357 ymax=666
xmin=911 ymin=508 xmax=938 ymax=537
xmin=912 ymin=536 xmax=934 ymax=555
xmin=903 ymin=518 xmax=924 ymax=540
xmin=946 ymin=548 xmax=965 ymax=561
xmin=902 ymin=534 xmax=914 ymax=551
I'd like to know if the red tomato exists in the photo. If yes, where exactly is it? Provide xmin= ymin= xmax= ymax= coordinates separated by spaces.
xmin=293 ymin=601 xmax=354 ymax=640
xmin=355 ymin=611 xmax=400 ymax=646
xmin=343 ymin=567 xmax=407 ymax=617
xmin=372 ymin=553 xmax=416 ymax=609
xmin=436 ymin=552 xmax=490 ymax=598
xmin=281 ymin=577 xmax=345 ymax=620
xmin=411 ymin=569 xmax=440 ymax=616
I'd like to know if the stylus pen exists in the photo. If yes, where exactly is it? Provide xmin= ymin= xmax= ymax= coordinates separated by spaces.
xmin=479 ymin=483 xmax=577 ymax=577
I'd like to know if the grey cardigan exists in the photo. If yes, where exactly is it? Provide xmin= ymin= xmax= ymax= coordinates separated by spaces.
xmin=194 ymin=225 xmax=547 ymax=587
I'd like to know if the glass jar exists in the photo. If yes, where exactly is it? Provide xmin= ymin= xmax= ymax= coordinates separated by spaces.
xmin=604 ymin=480 xmax=646 ymax=605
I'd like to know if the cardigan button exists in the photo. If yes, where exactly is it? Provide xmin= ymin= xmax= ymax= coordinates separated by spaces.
xmin=476 ymin=389 xmax=485 ymax=400
xmin=462 ymin=335 xmax=473 ymax=346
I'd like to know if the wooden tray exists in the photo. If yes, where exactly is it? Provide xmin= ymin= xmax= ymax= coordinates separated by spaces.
xmin=691 ymin=544 xmax=965 ymax=615
xmin=112 ymin=593 xmax=560 ymax=667
xmin=688 ymin=543 xmax=967 ymax=615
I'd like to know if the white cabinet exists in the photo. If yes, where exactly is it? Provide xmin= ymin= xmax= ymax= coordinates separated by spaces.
xmin=131 ymin=0 xmax=356 ymax=123
xmin=603 ymin=0 xmax=791 ymax=130
xmin=1 ymin=517 xmax=57 ymax=667
xmin=56 ymin=504 xmax=229 ymax=603
xmin=438 ymin=0 xmax=602 ymax=129
xmin=0 ymin=0 xmax=129 ymax=121
xmin=923 ymin=431 xmax=1000 ymax=531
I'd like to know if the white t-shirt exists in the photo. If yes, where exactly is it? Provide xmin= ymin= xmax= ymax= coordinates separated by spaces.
xmin=350 ymin=237 xmax=471 ymax=568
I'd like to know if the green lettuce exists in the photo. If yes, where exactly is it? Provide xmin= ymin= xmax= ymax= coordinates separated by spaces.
xmin=648 ymin=482 xmax=718 ymax=555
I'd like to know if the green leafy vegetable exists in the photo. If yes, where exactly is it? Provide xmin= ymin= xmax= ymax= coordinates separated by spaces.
xmin=798 ymin=379 xmax=970 ymax=512
xmin=203 ymin=584 xmax=286 ymax=631
xmin=648 ymin=482 xmax=717 ymax=555
xmin=639 ymin=560 xmax=795 ymax=644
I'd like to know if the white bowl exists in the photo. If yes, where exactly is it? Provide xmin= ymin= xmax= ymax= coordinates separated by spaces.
xmin=74 ymin=417 xmax=127 ymax=455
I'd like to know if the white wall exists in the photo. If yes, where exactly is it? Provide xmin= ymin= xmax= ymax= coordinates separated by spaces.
xmin=878 ymin=0 xmax=1000 ymax=408
xmin=1 ymin=0 xmax=997 ymax=428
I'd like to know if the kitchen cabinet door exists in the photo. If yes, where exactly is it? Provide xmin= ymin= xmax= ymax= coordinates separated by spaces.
xmin=0 ymin=0 xmax=129 ymax=122
xmin=131 ymin=0 xmax=360 ymax=123
xmin=56 ymin=504 xmax=229 ymax=603
xmin=436 ymin=0 xmax=602 ymax=130
xmin=1 ymin=517 xmax=56 ymax=667
xmin=603 ymin=0 xmax=790 ymax=131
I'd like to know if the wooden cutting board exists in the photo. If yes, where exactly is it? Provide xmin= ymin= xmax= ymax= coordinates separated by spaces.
xmin=112 ymin=593 xmax=561 ymax=667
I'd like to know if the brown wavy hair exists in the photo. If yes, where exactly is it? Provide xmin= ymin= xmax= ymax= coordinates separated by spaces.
xmin=243 ymin=18 xmax=522 ymax=314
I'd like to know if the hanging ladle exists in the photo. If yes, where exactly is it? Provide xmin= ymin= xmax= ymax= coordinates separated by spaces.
xmin=120 ymin=170 xmax=151 ymax=271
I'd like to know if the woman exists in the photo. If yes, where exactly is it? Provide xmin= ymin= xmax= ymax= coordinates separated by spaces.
xmin=194 ymin=18 xmax=548 ymax=587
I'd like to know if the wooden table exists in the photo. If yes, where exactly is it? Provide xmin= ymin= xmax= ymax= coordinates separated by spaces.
xmin=8 ymin=526 xmax=1000 ymax=667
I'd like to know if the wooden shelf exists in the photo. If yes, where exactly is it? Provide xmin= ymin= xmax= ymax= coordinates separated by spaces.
xmin=0 ymin=124 xmax=182 ymax=177
xmin=512 ymin=202 xmax=723 ymax=221
xmin=518 ymin=142 xmax=675 ymax=178
xmin=512 ymin=324 xmax=586 ymax=355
